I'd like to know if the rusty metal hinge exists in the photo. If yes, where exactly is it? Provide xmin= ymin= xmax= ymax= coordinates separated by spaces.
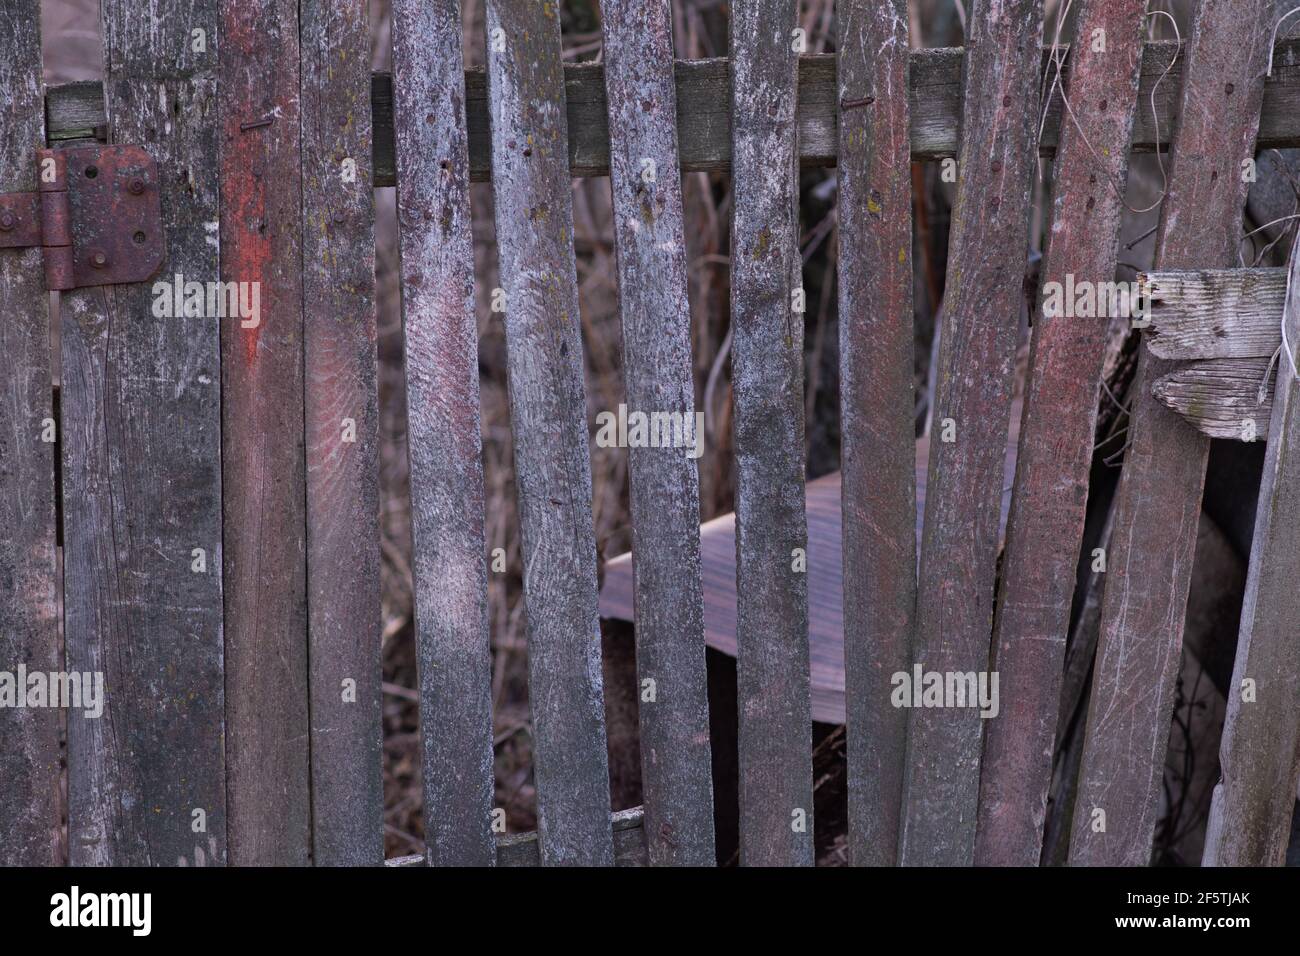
xmin=0 ymin=145 xmax=164 ymax=291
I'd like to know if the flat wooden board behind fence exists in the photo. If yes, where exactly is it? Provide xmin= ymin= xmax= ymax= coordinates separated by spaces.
xmin=300 ymin=0 xmax=385 ymax=867
xmin=1069 ymin=0 xmax=1275 ymax=866
xmin=218 ymin=0 xmax=311 ymax=867
xmin=974 ymin=0 xmax=1148 ymax=867
xmin=485 ymin=0 xmax=614 ymax=866
xmin=902 ymin=0 xmax=1044 ymax=867
xmin=600 ymin=0 xmax=716 ymax=866
xmin=391 ymin=0 xmax=497 ymax=866
xmin=0 ymin=0 xmax=61 ymax=867
xmin=836 ymin=0 xmax=915 ymax=868
xmin=62 ymin=0 xmax=227 ymax=866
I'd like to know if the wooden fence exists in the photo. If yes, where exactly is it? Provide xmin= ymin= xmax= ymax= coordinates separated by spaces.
xmin=3 ymin=0 xmax=1300 ymax=867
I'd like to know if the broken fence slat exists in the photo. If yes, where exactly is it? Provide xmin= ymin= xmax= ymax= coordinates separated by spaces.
xmin=63 ymin=0 xmax=227 ymax=865
xmin=1203 ymin=236 xmax=1300 ymax=865
xmin=1144 ymin=267 xmax=1286 ymax=359
xmin=600 ymin=0 xmax=716 ymax=867
xmin=837 ymin=0 xmax=915 ymax=868
xmin=391 ymin=0 xmax=497 ymax=867
xmin=300 ymin=0 xmax=385 ymax=866
xmin=219 ymin=0 xmax=312 ymax=866
xmin=485 ymin=0 xmax=614 ymax=866
xmin=1068 ymin=0 xmax=1275 ymax=867
xmin=0 ymin=0 xmax=61 ymax=867
xmin=1152 ymin=359 xmax=1274 ymax=440
xmin=975 ymin=0 xmax=1148 ymax=867
xmin=730 ymin=0 xmax=815 ymax=868
xmin=902 ymin=0 xmax=1044 ymax=868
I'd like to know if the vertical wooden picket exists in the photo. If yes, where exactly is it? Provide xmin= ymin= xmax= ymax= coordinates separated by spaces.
xmin=974 ymin=0 xmax=1147 ymax=867
xmin=300 ymin=0 xmax=385 ymax=866
xmin=836 ymin=0 xmax=915 ymax=868
xmin=901 ymin=0 xmax=1044 ymax=867
xmin=730 ymin=0 xmax=814 ymax=867
xmin=1203 ymin=239 xmax=1300 ymax=866
xmin=600 ymin=0 xmax=717 ymax=867
xmin=62 ymin=0 xmax=226 ymax=865
xmin=391 ymin=0 xmax=497 ymax=866
xmin=0 ymin=0 xmax=61 ymax=867
xmin=1069 ymin=0 xmax=1275 ymax=866
xmin=484 ymin=0 xmax=615 ymax=865
xmin=219 ymin=0 xmax=312 ymax=866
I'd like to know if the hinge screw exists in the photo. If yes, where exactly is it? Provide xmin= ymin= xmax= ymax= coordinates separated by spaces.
xmin=90 ymin=251 xmax=109 ymax=269
xmin=0 ymin=211 xmax=16 ymax=231
xmin=128 ymin=178 xmax=146 ymax=195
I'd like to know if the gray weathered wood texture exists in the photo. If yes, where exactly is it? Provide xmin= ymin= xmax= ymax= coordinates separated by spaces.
xmin=1068 ymin=0 xmax=1274 ymax=866
xmin=485 ymin=0 xmax=614 ymax=866
xmin=1203 ymin=243 xmax=1300 ymax=865
xmin=218 ymin=0 xmax=311 ymax=866
xmin=836 ymin=0 xmax=914 ymax=868
xmin=1151 ymin=359 xmax=1274 ymax=439
xmin=901 ymin=0 xmax=1043 ymax=868
xmin=599 ymin=0 xmax=716 ymax=867
xmin=1144 ymin=267 xmax=1285 ymax=359
xmin=0 ymin=0 xmax=61 ymax=867
xmin=730 ymin=0 xmax=815 ymax=868
xmin=391 ymin=0 xmax=497 ymax=867
xmin=62 ymin=0 xmax=226 ymax=865
xmin=47 ymin=39 xmax=1300 ymax=184
xmin=974 ymin=0 xmax=1146 ymax=867
xmin=300 ymin=0 xmax=385 ymax=866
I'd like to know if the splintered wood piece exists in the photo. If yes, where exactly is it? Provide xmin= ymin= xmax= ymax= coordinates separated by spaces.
xmin=485 ymin=0 xmax=614 ymax=866
xmin=600 ymin=0 xmax=717 ymax=866
xmin=1151 ymin=359 xmax=1274 ymax=440
xmin=1143 ymin=267 xmax=1286 ymax=359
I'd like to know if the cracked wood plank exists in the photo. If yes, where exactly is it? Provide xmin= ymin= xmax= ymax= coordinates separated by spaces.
xmin=1152 ymin=358 xmax=1274 ymax=440
xmin=62 ymin=0 xmax=226 ymax=865
xmin=974 ymin=0 xmax=1147 ymax=867
xmin=391 ymin=0 xmax=496 ymax=866
xmin=0 ymin=0 xmax=61 ymax=867
xmin=218 ymin=0 xmax=311 ymax=866
xmin=730 ymin=0 xmax=815 ymax=868
xmin=50 ymin=38 xmax=1300 ymax=183
xmin=1203 ymin=240 xmax=1300 ymax=865
xmin=1143 ymin=267 xmax=1285 ymax=359
xmin=300 ymin=0 xmax=384 ymax=866
xmin=600 ymin=0 xmax=716 ymax=866
xmin=485 ymin=0 xmax=613 ymax=866
xmin=837 ymin=0 xmax=914 ymax=868
xmin=901 ymin=0 xmax=1044 ymax=868
xmin=1068 ymin=0 xmax=1275 ymax=867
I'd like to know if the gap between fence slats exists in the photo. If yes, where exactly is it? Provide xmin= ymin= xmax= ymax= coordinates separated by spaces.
xmin=1068 ymin=0 xmax=1275 ymax=866
xmin=599 ymin=0 xmax=717 ymax=867
xmin=484 ymin=0 xmax=614 ymax=866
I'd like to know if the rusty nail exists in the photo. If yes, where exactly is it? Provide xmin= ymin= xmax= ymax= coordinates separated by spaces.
xmin=240 ymin=117 xmax=274 ymax=132
xmin=128 ymin=177 xmax=146 ymax=195
xmin=90 ymin=251 xmax=108 ymax=269
xmin=840 ymin=95 xmax=876 ymax=110
xmin=0 ymin=211 xmax=16 ymax=231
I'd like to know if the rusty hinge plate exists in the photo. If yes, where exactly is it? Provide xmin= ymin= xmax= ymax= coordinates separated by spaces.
xmin=0 ymin=144 xmax=164 ymax=291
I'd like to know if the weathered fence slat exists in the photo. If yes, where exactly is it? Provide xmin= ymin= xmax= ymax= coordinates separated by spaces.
xmin=485 ymin=0 xmax=614 ymax=866
xmin=1151 ymin=359 xmax=1273 ymax=439
xmin=1068 ymin=0 xmax=1275 ymax=866
xmin=219 ymin=0 xmax=311 ymax=866
xmin=300 ymin=0 xmax=384 ymax=866
xmin=974 ymin=0 xmax=1147 ymax=867
xmin=1203 ymin=242 xmax=1300 ymax=865
xmin=730 ymin=0 xmax=815 ymax=868
xmin=42 ymin=38 xmax=1300 ymax=184
xmin=0 ymin=0 xmax=61 ymax=867
xmin=62 ymin=0 xmax=226 ymax=865
xmin=1144 ymin=267 xmax=1286 ymax=359
xmin=901 ymin=0 xmax=1044 ymax=868
xmin=599 ymin=0 xmax=716 ymax=866
xmin=390 ymin=0 xmax=497 ymax=867
xmin=836 ymin=0 xmax=914 ymax=868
